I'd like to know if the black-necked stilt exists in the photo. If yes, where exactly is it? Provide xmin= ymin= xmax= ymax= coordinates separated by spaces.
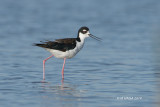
xmin=34 ymin=26 xmax=101 ymax=80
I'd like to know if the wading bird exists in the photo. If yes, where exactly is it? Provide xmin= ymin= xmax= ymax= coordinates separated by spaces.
xmin=34 ymin=26 xmax=101 ymax=80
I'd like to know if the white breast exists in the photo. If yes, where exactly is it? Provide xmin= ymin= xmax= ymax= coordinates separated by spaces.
xmin=46 ymin=40 xmax=85 ymax=59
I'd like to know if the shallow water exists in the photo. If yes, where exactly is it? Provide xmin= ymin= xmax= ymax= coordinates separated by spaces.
xmin=0 ymin=0 xmax=160 ymax=107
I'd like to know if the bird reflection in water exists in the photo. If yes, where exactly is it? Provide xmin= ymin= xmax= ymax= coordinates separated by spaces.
xmin=40 ymin=79 xmax=85 ymax=97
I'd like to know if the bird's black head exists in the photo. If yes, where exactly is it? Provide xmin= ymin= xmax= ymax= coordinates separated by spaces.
xmin=78 ymin=26 xmax=89 ymax=34
xmin=77 ymin=26 xmax=101 ymax=42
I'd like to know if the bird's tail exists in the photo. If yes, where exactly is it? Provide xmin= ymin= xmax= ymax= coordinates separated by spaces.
xmin=33 ymin=43 xmax=46 ymax=48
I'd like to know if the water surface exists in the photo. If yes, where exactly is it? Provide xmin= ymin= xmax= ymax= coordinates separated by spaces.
xmin=0 ymin=0 xmax=160 ymax=107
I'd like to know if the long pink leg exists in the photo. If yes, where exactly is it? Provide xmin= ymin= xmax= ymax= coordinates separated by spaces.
xmin=61 ymin=58 xmax=66 ymax=79
xmin=43 ymin=55 xmax=54 ymax=80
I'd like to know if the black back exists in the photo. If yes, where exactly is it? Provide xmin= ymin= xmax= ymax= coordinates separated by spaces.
xmin=34 ymin=38 xmax=77 ymax=52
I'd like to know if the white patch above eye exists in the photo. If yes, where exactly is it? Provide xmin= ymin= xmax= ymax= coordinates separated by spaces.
xmin=83 ymin=29 xmax=87 ymax=31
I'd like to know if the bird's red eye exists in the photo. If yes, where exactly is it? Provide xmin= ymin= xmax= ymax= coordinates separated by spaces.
xmin=82 ymin=30 xmax=87 ymax=34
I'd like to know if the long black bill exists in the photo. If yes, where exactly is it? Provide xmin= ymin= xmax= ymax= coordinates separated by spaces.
xmin=89 ymin=34 xmax=102 ymax=41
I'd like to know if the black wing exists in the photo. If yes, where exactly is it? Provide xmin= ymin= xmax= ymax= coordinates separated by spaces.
xmin=34 ymin=38 xmax=77 ymax=52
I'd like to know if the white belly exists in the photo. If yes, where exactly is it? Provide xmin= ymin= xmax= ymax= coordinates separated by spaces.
xmin=45 ymin=41 xmax=84 ymax=59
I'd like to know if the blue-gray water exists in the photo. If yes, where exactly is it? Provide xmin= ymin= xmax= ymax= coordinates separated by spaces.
xmin=0 ymin=0 xmax=160 ymax=107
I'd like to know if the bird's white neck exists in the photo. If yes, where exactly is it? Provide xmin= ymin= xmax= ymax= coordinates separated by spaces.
xmin=78 ymin=32 xmax=90 ymax=42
